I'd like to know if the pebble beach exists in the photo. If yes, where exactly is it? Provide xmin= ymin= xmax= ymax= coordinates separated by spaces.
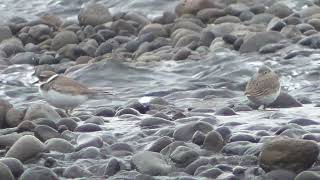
xmin=0 ymin=0 xmax=320 ymax=179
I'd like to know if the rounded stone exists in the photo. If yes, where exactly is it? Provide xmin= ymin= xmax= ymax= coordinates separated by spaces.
xmin=19 ymin=166 xmax=59 ymax=180
xmin=173 ymin=121 xmax=213 ymax=141
xmin=131 ymin=151 xmax=172 ymax=176
xmin=78 ymin=1 xmax=112 ymax=26
xmin=0 ymin=162 xmax=14 ymax=180
xmin=23 ymin=103 xmax=60 ymax=122
xmin=202 ymin=130 xmax=224 ymax=152
xmin=45 ymin=138 xmax=75 ymax=153
xmin=56 ymin=118 xmax=77 ymax=131
xmin=34 ymin=125 xmax=60 ymax=142
xmin=259 ymin=137 xmax=319 ymax=173
xmin=215 ymin=107 xmax=237 ymax=116
xmin=0 ymin=158 xmax=23 ymax=177
xmin=5 ymin=135 xmax=45 ymax=162
xmin=51 ymin=31 xmax=78 ymax=51
xmin=74 ymin=123 xmax=102 ymax=132
xmin=76 ymin=134 xmax=103 ymax=150
xmin=63 ymin=165 xmax=92 ymax=178
xmin=148 ymin=136 xmax=173 ymax=152
xmin=93 ymin=107 xmax=116 ymax=117
xmin=5 ymin=108 xmax=24 ymax=128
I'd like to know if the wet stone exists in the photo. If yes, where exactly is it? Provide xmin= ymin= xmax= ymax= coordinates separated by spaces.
xmin=19 ymin=166 xmax=59 ymax=180
xmin=173 ymin=121 xmax=213 ymax=141
xmin=215 ymin=107 xmax=237 ymax=116
xmin=0 ymin=158 xmax=23 ymax=178
xmin=77 ymin=134 xmax=103 ymax=150
xmin=74 ymin=123 xmax=102 ymax=132
xmin=0 ymin=162 xmax=15 ymax=180
xmin=229 ymin=133 xmax=258 ymax=143
xmin=147 ymin=136 xmax=173 ymax=152
xmin=170 ymin=146 xmax=199 ymax=167
xmin=63 ymin=165 xmax=92 ymax=178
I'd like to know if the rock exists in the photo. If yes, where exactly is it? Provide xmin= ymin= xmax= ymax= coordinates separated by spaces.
xmin=104 ymin=158 xmax=121 ymax=176
xmin=76 ymin=134 xmax=103 ymax=150
xmin=124 ymin=12 xmax=150 ymax=26
xmin=148 ymin=136 xmax=173 ymax=152
xmin=63 ymin=165 xmax=92 ymax=178
xmin=267 ymin=17 xmax=286 ymax=31
xmin=173 ymin=47 xmax=191 ymax=60
xmin=84 ymin=116 xmax=104 ymax=125
xmin=185 ymin=158 xmax=209 ymax=175
xmin=225 ymin=3 xmax=249 ymax=16
xmin=250 ymin=4 xmax=266 ymax=14
xmin=0 ymin=162 xmax=14 ymax=180
xmin=176 ymin=0 xmax=222 ymax=16
xmin=131 ymin=151 xmax=172 ymax=176
xmin=240 ymin=31 xmax=285 ymax=53
xmin=239 ymin=10 xmax=254 ymax=21
xmin=140 ymin=24 xmax=168 ymax=37
xmin=6 ymin=135 xmax=45 ymax=162
xmin=215 ymin=126 xmax=232 ymax=142
xmin=16 ymin=121 xmax=36 ymax=132
xmin=74 ymin=123 xmax=102 ymax=132
xmin=173 ymin=121 xmax=213 ymax=141
xmin=300 ymin=6 xmax=320 ymax=18
xmin=0 ymin=158 xmax=23 ymax=177
xmin=215 ymin=107 xmax=237 ymax=116
xmin=299 ymin=34 xmax=320 ymax=48
xmin=78 ymin=1 xmax=112 ymax=26
xmin=198 ymin=167 xmax=223 ymax=178
xmin=23 ymin=103 xmax=60 ymax=122
xmin=222 ymin=34 xmax=237 ymax=44
xmin=222 ymin=141 xmax=254 ymax=155
xmin=170 ymin=146 xmax=199 ymax=167
xmin=259 ymin=43 xmax=286 ymax=54
xmin=51 ymin=31 xmax=78 ymax=51
xmin=289 ymin=118 xmax=319 ymax=126
xmin=280 ymin=25 xmax=302 ymax=39
xmin=0 ymin=38 xmax=25 ymax=57
xmin=19 ymin=166 xmax=59 ymax=180
xmin=125 ymin=100 xmax=148 ymax=114
xmin=34 ymin=125 xmax=60 ymax=141
xmin=214 ymin=16 xmax=241 ymax=24
xmin=269 ymin=92 xmax=302 ymax=108
xmin=112 ymin=19 xmax=136 ymax=35
xmin=202 ymin=130 xmax=224 ymax=152
xmin=140 ymin=117 xmax=175 ymax=127
xmin=110 ymin=142 xmax=135 ymax=154
xmin=0 ymin=26 xmax=12 ymax=42
xmin=295 ymin=171 xmax=320 ymax=180
xmin=28 ymin=24 xmax=52 ymax=43
xmin=153 ymin=11 xmax=176 ymax=25
xmin=308 ymin=19 xmax=320 ymax=31
xmin=262 ymin=169 xmax=296 ymax=180
xmin=266 ymin=3 xmax=293 ymax=18
xmin=57 ymin=44 xmax=87 ymax=60
xmin=192 ymin=131 xmax=206 ymax=146
xmin=259 ymin=138 xmax=319 ymax=173
xmin=93 ymin=107 xmax=116 ymax=117
xmin=39 ymin=54 xmax=58 ymax=65
xmin=5 ymin=107 xmax=24 ymax=128
xmin=56 ymin=118 xmax=77 ymax=131
xmin=199 ymin=30 xmax=215 ymax=47
xmin=45 ymin=138 xmax=75 ymax=153
xmin=247 ymin=13 xmax=274 ymax=25
xmin=196 ymin=8 xmax=226 ymax=23
xmin=10 ymin=52 xmax=39 ymax=65
xmin=230 ymin=133 xmax=258 ymax=143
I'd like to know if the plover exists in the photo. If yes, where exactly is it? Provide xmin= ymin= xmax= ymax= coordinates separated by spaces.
xmin=35 ymin=71 xmax=111 ymax=114
xmin=245 ymin=65 xmax=281 ymax=110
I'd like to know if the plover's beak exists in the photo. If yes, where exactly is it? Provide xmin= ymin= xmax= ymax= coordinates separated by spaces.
xmin=32 ymin=80 xmax=40 ymax=85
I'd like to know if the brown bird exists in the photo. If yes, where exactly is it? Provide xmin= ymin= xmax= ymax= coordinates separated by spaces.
xmin=245 ymin=65 xmax=281 ymax=109
xmin=36 ymin=71 xmax=112 ymax=114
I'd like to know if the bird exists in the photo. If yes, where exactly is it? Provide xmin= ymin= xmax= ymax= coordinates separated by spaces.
xmin=35 ymin=71 xmax=112 ymax=114
xmin=244 ymin=65 xmax=281 ymax=110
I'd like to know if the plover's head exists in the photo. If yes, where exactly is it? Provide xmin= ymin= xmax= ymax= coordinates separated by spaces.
xmin=37 ymin=71 xmax=57 ymax=82
xmin=257 ymin=65 xmax=273 ymax=75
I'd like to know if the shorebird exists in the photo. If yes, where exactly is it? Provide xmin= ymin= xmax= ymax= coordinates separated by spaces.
xmin=244 ymin=65 xmax=281 ymax=110
xmin=35 ymin=71 xmax=112 ymax=114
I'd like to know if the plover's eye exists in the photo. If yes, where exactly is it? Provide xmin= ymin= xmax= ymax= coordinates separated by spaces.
xmin=264 ymin=71 xmax=268 ymax=74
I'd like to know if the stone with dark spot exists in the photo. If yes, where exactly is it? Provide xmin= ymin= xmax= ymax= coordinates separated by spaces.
xmin=192 ymin=131 xmax=206 ymax=146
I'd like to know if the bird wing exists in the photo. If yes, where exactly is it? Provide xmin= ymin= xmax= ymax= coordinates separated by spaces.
xmin=51 ymin=76 xmax=94 ymax=95
xmin=245 ymin=75 xmax=280 ymax=97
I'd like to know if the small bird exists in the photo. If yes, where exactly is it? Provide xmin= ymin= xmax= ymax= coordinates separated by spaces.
xmin=35 ymin=71 xmax=112 ymax=114
xmin=244 ymin=65 xmax=281 ymax=110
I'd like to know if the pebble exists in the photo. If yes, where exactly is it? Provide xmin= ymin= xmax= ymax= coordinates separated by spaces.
xmin=78 ymin=1 xmax=112 ymax=26
xmin=173 ymin=121 xmax=213 ymax=141
xmin=0 ymin=158 xmax=23 ymax=177
xmin=215 ymin=107 xmax=237 ymax=116
xmin=45 ymin=138 xmax=75 ymax=153
xmin=5 ymin=107 xmax=24 ymax=128
xmin=104 ymin=158 xmax=121 ymax=176
xmin=131 ymin=151 xmax=172 ymax=176
xmin=170 ymin=146 xmax=199 ymax=167
xmin=77 ymin=134 xmax=103 ymax=150
xmin=19 ymin=166 xmax=59 ymax=180
xmin=74 ymin=123 xmax=102 ymax=132
xmin=259 ymin=137 xmax=319 ymax=173
xmin=0 ymin=162 xmax=14 ymax=180
xmin=147 ymin=136 xmax=173 ymax=152
xmin=202 ymin=130 xmax=224 ymax=152
xmin=140 ymin=117 xmax=175 ymax=127
xmin=63 ymin=165 xmax=92 ymax=178
xmin=6 ymin=135 xmax=45 ymax=162
xmin=34 ymin=125 xmax=60 ymax=141
xmin=23 ymin=103 xmax=60 ymax=122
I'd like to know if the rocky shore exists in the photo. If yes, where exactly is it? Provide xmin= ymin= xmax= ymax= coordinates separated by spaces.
xmin=0 ymin=0 xmax=319 ymax=179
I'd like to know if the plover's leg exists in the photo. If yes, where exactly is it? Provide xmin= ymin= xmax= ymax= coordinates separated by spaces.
xmin=258 ymin=105 xmax=265 ymax=110
xmin=65 ymin=109 xmax=69 ymax=115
